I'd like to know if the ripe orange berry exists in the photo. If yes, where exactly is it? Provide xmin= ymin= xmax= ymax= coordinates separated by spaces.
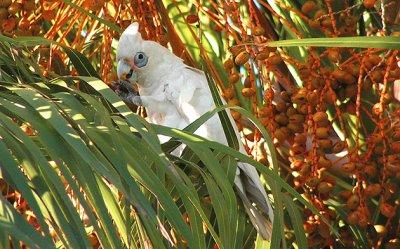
xmin=267 ymin=53 xmax=283 ymax=65
xmin=258 ymin=105 xmax=272 ymax=117
xmin=365 ymin=184 xmax=381 ymax=197
xmin=89 ymin=233 xmax=100 ymax=247
xmin=243 ymin=76 xmax=251 ymax=88
xmin=280 ymin=91 xmax=291 ymax=102
xmin=23 ymin=0 xmax=36 ymax=12
xmin=364 ymin=0 xmax=376 ymax=9
xmin=274 ymin=113 xmax=288 ymax=125
xmin=224 ymin=88 xmax=235 ymax=100
xmin=0 ymin=0 xmax=11 ymax=8
xmin=357 ymin=213 xmax=369 ymax=228
xmin=0 ymin=7 xmax=7 ymax=19
xmin=393 ymin=130 xmax=400 ymax=141
xmin=313 ymin=111 xmax=328 ymax=123
xmin=42 ymin=9 xmax=56 ymax=21
xmin=317 ymin=138 xmax=332 ymax=151
xmin=346 ymin=194 xmax=360 ymax=210
xmin=213 ymin=24 xmax=223 ymax=32
xmin=289 ymin=143 xmax=306 ymax=157
xmin=7 ymin=2 xmax=20 ymax=15
xmin=382 ymin=92 xmax=393 ymax=104
xmin=321 ymin=18 xmax=332 ymax=28
xmin=294 ymin=133 xmax=307 ymax=144
xmin=223 ymin=58 xmax=234 ymax=70
xmin=332 ymin=140 xmax=346 ymax=153
xmin=392 ymin=142 xmax=400 ymax=154
xmin=369 ymin=133 xmax=383 ymax=144
xmin=255 ymin=51 xmax=269 ymax=61
xmin=22 ymin=126 xmax=34 ymax=136
xmin=228 ymin=73 xmax=240 ymax=84
xmin=230 ymin=110 xmax=241 ymax=121
xmin=303 ymin=221 xmax=316 ymax=234
xmin=315 ymin=127 xmax=330 ymax=139
xmin=228 ymin=98 xmax=240 ymax=106
xmin=290 ymin=160 xmax=304 ymax=171
xmin=347 ymin=211 xmax=360 ymax=224
xmin=251 ymin=26 xmax=265 ymax=36
xmin=186 ymin=14 xmax=199 ymax=24
xmin=317 ymin=223 xmax=331 ymax=238
xmin=289 ymin=114 xmax=305 ymax=123
xmin=275 ymin=101 xmax=287 ymax=112
xmin=328 ymin=49 xmax=341 ymax=63
xmin=286 ymin=106 xmax=296 ymax=116
xmin=274 ymin=128 xmax=288 ymax=143
xmin=19 ymin=18 xmax=30 ymax=30
xmin=364 ymin=164 xmax=378 ymax=178
xmin=339 ymin=190 xmax=352 ymax=200
xmin=380 ymin=203 xmax=395 ymax=218
xmin=263 ymin=89 xmax=274 ymax=101
xmin=2 ymin=17 xmax=16 ymax=31
xmin=318 ymin=156 xmax=332 ymax=168
xmin=229 ymin=46 xmax=243 ymax=57
xmin=365 ymin=55 xmax=382 ymax=69
xmin=287 ymin=122 xmax=304 ymax=133
xmin=306 ymin=176 xmax=321 ymax=188
xmin=341 ymin=162 xmax=356 ymax=173
xmin=234 ymin=51 xmax=250 ymax=66
xmin=301 ymin=1 xmax=317 ymax=15
xmin=314 ymin=9 xmax=326 ymax=19
xmin=309 ymin=19 xmax=320 ymax=29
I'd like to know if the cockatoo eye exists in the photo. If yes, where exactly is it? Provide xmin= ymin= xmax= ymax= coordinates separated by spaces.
xmin=134 ymin=52 xmax=148 ymax=68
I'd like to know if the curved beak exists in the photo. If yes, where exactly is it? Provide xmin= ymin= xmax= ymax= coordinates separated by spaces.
xmin=117 ymin=60 xmax=137 ymax=82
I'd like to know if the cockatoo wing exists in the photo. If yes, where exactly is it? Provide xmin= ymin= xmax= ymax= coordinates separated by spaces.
xmin=165 ymin=65 xmax=274 ymax=240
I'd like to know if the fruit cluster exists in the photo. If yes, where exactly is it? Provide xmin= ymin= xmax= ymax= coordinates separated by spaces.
xmin=207 ymin=0 xmax=400 ymax=248
xmin=0 ymin=0 xmax=60 ymax=37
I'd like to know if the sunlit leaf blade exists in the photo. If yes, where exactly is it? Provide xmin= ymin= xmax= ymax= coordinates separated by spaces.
xmin=268 ymin=36 xmax=400 ymax=49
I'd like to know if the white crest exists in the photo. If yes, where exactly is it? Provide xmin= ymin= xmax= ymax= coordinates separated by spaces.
xmin=117 ymin=22 xmax=143 ymax=61
xmin=124 ymin=22 xmax=140 ymax=36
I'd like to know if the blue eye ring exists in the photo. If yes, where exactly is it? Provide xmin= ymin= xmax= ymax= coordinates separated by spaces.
xmin=134 ymin=52 xmax=148 ymax=68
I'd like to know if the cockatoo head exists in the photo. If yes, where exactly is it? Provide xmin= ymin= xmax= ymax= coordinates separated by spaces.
xmin=116 ymin=22 xmax=181 ymax=86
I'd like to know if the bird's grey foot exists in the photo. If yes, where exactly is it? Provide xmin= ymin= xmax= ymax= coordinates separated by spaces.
xmin=111 ymin=80 xmax=142 ymax=106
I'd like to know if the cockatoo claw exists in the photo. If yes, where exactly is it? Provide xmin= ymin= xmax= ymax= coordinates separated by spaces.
xmin=130 ymin=96 xmax=143 ymax=106
xmin=111 ymin=79 xmax=134 ymax=91
xmin=111 ymin=80 xmax=142 ymax=106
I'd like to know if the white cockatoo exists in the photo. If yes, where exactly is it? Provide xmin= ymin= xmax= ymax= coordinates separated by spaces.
xmin=112 ymin=22 xmax=274 ymax=240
